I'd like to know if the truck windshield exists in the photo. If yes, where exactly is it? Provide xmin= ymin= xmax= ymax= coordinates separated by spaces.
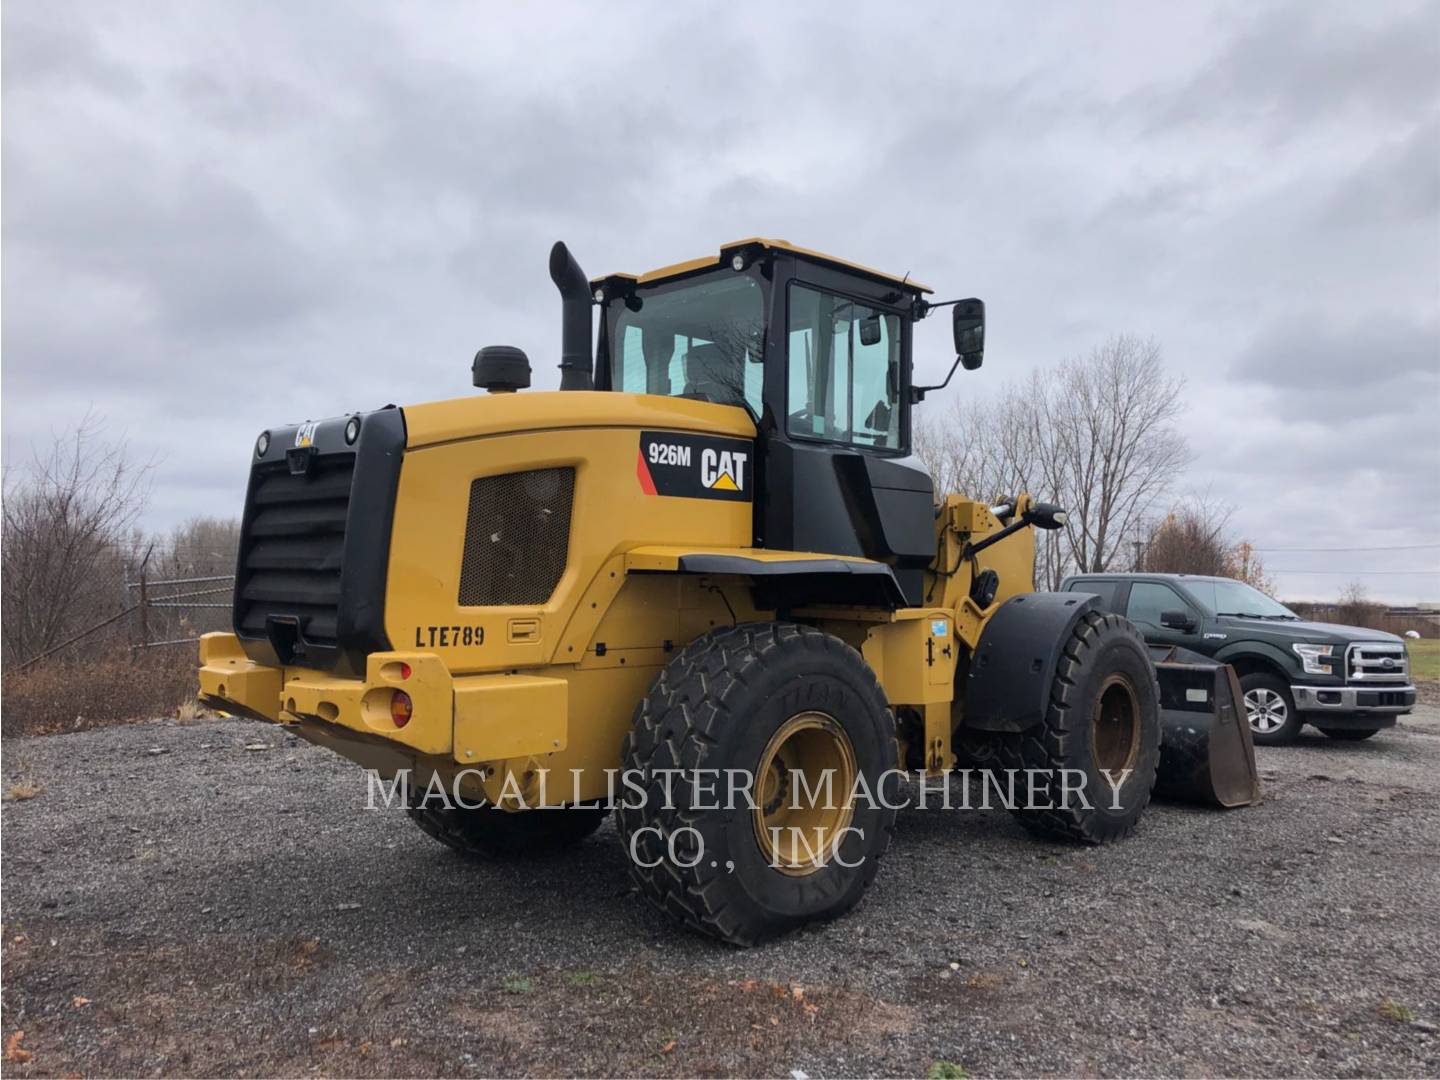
xmin=1190 ymin=579 xmax=1297 ymax=619
xmin=608 ymin=273 xmax=765 ymax=416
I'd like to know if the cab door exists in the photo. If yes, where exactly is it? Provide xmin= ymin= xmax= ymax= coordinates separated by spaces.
xmin=758 ymin=260 xmax=934 ymax=604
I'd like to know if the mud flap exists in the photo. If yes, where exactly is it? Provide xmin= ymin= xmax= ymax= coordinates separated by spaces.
xmin=1149 ymin=647 xmax=1262 ymax=808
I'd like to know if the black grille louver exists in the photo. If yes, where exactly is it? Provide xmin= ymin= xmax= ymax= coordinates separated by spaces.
xmin=232 ymin=407 xmax=405 ymax=677
xmin=237 ymin=454 xmax=354 ymax=646
xmin=459 ymin=468 xmax=575 ymax=606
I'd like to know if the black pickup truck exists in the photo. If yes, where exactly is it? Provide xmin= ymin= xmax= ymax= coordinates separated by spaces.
xmin=1061 ymin=572 xmax=1416 ymax=745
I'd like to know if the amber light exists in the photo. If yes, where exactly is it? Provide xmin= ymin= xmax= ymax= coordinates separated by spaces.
xmin=390 ymin=690 xmax=413 ymax=728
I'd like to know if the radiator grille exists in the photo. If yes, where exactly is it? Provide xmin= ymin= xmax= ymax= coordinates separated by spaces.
xmin=236 ymin=454 xmax=354 ymax=645
xmin=1346 ymin=642 xmax=1409 ymax=683
xmin=458 ymin=468 xmax=575 ymax=606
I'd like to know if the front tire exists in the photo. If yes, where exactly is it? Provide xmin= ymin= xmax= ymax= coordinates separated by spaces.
xmin=993 ymin=611 xmax=1161 ymax=844
xmin=1240 ymin=672 xmax=1302 ymax=745
xmin=617 ymin=623 xmax=898 ymax=946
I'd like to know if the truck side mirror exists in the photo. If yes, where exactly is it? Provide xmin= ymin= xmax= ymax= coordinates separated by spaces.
xmin=953 ymin=299 xmax=985 ymax=371
xmin=1160 ymin=610 xmax=1196 ymax=632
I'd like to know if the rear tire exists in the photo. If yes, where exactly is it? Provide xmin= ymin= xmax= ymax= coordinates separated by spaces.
xmin=1240 ymin=672 xmax=1302 ymax=745
xmin=617 ymin=622 xmax=898 ymax=946
xmin=408 ymin=803 xmax=608 ymax=858
xmin=1316 ymin=726 xmax=1382 ymax=741
xmin=993 ymin=611 xmax=1161 ymax=844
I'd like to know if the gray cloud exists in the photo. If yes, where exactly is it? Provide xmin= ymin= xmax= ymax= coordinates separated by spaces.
xmin=3 ymin=0 xmax=1438 ymax=602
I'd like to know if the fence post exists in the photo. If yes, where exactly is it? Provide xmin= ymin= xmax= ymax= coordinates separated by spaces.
xmin=137 ymin=569 xmax=150 ymax=660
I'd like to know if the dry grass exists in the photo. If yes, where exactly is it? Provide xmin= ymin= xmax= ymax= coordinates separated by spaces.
xmin=2 ymin=649 xmax=200 ymax=738
xmin=4 ymin=780 xmax=45 ymax=802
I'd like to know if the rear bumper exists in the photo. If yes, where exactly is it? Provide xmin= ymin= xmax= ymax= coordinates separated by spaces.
xmin=1292 ymin=683 xmax=1415 ymax=716
xmin=197 ymin=632 xmax=567 ymax=764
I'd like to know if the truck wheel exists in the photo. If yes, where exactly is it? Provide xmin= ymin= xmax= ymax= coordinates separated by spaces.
xmin=617 ymin=623 xmax=898 ymax=946
xmin=408 ymin=803 xmax=608 ymax=858
xmin=1316 ymin=726 xmax=1381 ymax=741
xmin=1239 ymin=672 xmax=1302 ymax=745
xmin=994 ymin=611 xmax=1161 ymax=844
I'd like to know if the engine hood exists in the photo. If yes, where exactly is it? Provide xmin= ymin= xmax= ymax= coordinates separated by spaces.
xmin=402 ymin=390 xmax=756 ymax=449
xmin=1215 ymin=615 xmax=1402 ymax=645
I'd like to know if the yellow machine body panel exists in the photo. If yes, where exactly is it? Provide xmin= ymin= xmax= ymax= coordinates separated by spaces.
xmin=402 ymin=390 xmax=754 ymax=448
xmin=200 ymin=386 xmax=1044 ymax=797
xmin=383 ymin=420 xmax=752 ymax=674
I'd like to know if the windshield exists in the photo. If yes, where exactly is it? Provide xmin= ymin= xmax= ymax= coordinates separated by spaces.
xmin=1187 ymin=579 xmax=1297 ymax=619
xmin=608 ymin=272 xmax=765 ymax=416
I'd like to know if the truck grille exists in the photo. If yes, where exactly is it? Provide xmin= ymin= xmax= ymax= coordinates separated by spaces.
xmin=236 ymin=453 xmax=354 ymax=646
xmin=458 ymin=468 xmax=575 ymax=606
xmin=1346 ymin=642 xmax=1409 ymax=684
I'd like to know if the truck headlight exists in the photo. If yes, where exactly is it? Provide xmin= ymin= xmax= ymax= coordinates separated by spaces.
xmin=1291 ymin=643 xmax=1336 ymax=675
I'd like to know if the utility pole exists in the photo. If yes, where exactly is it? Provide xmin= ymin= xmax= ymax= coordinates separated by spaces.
xmin=1132 ymin=539 xmax=1145 ymax=572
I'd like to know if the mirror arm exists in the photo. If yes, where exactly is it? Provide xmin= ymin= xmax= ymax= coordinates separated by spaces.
xmin=910 ymin=353 xmax=964 ymax=404
xmin=913 ymin=297 xmax=967 ymax=319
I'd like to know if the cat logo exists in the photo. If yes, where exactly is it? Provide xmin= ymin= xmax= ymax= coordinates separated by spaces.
xmin=700 ymin=448 xmax=747 ymax=492
xmin=294 ymin=421 xmax=318 ymax=449
xmin=637 ymin=431 xmax=752 ymax=503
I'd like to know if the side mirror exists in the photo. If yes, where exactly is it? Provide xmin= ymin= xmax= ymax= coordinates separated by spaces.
xmin=1160 ymin=610 xmax=1196 ymax=632
xmin=859 ymin=315 xmax=882 ymax=347
xmin=1022 ymin=502 xmax=1068 ymax=530
xmin=953 ymin=299 xmax=985 ymax=371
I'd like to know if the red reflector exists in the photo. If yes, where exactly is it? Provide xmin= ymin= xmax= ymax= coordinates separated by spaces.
xmin=390 ymin=690 xmax=413 ymax=728
xmin=400 ymin=662 xmax=412 ymax=680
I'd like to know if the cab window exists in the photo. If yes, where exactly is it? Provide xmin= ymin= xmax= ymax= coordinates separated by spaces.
xmin=786 ymin=283 xmax=901 ymax=450
xmin=1126 ymin=582 xmax=1190 ymax=628
xmin=611 ymin=273 xmax=765 ymax=416
xmin=1067 ymin=578 xmax=1124 ymax=613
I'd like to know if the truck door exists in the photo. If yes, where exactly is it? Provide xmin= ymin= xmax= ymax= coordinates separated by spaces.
xmin=1125 ymin=581 xmax=1203 ymax=650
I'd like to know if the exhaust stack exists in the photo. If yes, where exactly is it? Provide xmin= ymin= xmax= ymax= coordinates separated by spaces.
xmin=549 ymin=241 xmax=594 ymax=391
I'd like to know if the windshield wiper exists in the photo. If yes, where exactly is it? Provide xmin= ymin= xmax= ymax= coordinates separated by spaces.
xmin=1263 ymin=614 xmax=1299 ymax=620
xmin=1216 ymin=612 xmax=1265 ymax=618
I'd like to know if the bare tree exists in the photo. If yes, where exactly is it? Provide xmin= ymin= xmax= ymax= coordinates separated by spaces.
xmin=1140 ymin=492 xmax=1233 ymax=575
xmin=156 ymin=516 xmax=242 ymax=580
xmin=914 ymin=382 xmax=1047 ymax=505
xmin=1046 ymin=335 xmax=1189 ymax=573
xmin=1 ymin=417 xmax=151 ymax=664
xmin=914 ymin=378 xmax=1068 ymax=586
xmin=1336 ymin=580 xmax=1378 ymax=628
xmin=1224 ymin=541 xmax=1274 ymax=594
xmin=916 ymin=334 xmax=1189 ymax=590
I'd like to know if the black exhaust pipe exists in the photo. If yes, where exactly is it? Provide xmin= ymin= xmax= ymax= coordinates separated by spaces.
xmin=549 ymin=241 xmax=594 ymax=391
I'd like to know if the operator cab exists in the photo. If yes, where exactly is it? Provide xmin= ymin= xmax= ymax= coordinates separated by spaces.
xmin=584 ymin=239 xmax=984 ymax=605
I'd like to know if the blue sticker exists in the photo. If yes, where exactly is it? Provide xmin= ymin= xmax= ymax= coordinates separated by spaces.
xmin=931 ymin=619 xmax=948 ymax=637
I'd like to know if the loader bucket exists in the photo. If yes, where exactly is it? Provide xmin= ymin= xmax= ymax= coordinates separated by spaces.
xmin=1148 ymin=647 xmax=1262 ymax=808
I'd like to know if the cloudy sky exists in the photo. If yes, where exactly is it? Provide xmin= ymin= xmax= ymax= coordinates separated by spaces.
xmin=4 ymin=1 xmax=1438 ymax=602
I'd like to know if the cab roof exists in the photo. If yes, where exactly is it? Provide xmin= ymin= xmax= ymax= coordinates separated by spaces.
xmin=593 ymin=237 xmax=934 ymax=295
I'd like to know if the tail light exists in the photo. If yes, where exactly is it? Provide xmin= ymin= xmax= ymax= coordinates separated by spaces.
xmin=390 ymin=690 xmax=413 ymax=728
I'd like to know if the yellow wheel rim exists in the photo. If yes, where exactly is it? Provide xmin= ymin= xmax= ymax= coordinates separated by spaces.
xmin=752 ymin=711 xmax=858 ymax=876
xmin=1091 ymin=673 xmax=1141 ymax=775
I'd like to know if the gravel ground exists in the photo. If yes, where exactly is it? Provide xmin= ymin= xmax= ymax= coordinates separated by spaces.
xmin=3 ymin=707 xmax=1439 ymax=1078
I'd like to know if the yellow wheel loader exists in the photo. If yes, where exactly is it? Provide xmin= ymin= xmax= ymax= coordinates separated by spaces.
xmin=199 ymin=238 xmax=1258 ymax=945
